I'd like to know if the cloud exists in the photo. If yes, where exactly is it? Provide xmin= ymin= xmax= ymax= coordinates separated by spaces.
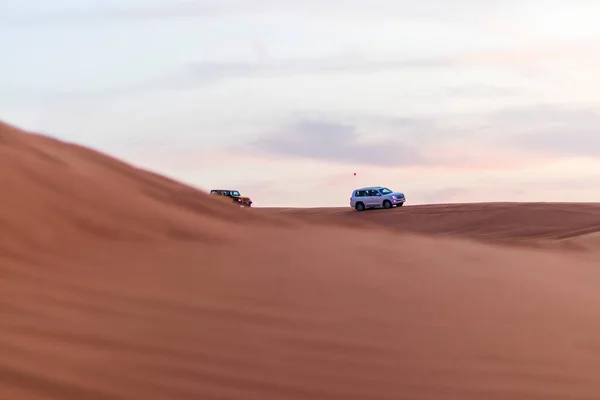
xmin=0 ymin=0 xmax=519 ymax=26
xmin=182 ymin=53 xmax=455 ymax=86
xmin=16 ymin=52 xmax=456 ymax=97
xmin=0 ymin=3 xmax=228 ymax=25
xmin=248 ymin=102 xmax=600 ymax=170
xmin=150 ymin=40 xmax=600 ymax=89
xmin=455 ymin=42 xmax=600 ymax=67
xmin=493 ymin=104 xmax=600 ymax=158
xmin=250 ymin=119 xmax=424 ymax=166
xmin=445 ymin=85 xmax=529 ymax=98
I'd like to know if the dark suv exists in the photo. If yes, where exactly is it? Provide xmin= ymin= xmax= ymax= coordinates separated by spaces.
xmin=210 ymin=189 xmax=253 ymax=207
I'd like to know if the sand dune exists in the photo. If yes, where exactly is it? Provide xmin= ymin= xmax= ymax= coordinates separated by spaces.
xmin=2 ymin=120 xmax=600 ymax=400
xmin=263 ymin=203 xmax=600 ymax=247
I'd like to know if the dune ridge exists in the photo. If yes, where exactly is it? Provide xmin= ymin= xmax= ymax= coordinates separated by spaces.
xmin=2 ymin=120 xmax=600 ymax=400
xmin=264 ymin=203 xmax=600 ymax=242
xmin=0 ymin=121 xmax=289 ymax=252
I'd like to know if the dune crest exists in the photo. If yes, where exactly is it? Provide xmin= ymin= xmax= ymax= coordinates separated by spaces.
xmin=2 ymin=120 xmax=600 ymax=400
xmin=0 ymin=121 xmax=278 ymax=253
xmin=266 ymin=203 xmax=600 ymax=243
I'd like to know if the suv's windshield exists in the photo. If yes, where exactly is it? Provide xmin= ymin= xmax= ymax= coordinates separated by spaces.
xmin=379 ymin=188 xmax=392 ymax=194
xmin=230 ymin=191 xmax=240 ymax=196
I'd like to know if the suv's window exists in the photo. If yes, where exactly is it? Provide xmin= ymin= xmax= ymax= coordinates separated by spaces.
xmin=367 ymin=189 xmax=381 ymax=196
xmin=354 ymin=190 xmax=365 ymax=197
xmin=231 ymin=191 xmax=240 ymax=196
xmin=379 ymin=188 xmax=392 ymax=194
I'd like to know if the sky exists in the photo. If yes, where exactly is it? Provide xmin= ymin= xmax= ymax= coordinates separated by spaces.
xmin=2 ymin=0 xmax=600 ymax=207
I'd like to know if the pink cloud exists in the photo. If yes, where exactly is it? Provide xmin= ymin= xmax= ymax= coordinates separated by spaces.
xmin=123 ymin=141 xmax=564 ymax=176
xmin=433 ymin=153 xmax=559 ymax=171
xmin=453 ymin=42 xmax=600 ymax=71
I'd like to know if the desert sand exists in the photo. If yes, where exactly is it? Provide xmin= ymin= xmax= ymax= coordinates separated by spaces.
xmin=2 ymin=119 xmax=600 ymax=400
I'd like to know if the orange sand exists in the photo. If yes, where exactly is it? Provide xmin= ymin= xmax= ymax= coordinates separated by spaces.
xmin=2 ymin=120 xmax=600 ymax=400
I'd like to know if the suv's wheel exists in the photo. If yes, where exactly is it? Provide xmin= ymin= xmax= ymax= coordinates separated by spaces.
xmin=383 ymin=200 xmax=392 ymax=209
xmin=355 ymin=202 xmax=365 ymax=211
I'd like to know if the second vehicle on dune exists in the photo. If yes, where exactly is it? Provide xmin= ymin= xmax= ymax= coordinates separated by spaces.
xmin=210 ymin=189 xmax=253 ymax=207
xmin=350 ymin=186 xmax=406 ymax=211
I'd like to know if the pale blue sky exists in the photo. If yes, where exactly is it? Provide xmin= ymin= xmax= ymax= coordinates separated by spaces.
xmin=2 ymin=1 xmax=600 ymax=206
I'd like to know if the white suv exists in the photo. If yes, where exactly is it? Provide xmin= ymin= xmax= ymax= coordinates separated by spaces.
xmin=350 ymin=186 xmax=406 ymax=211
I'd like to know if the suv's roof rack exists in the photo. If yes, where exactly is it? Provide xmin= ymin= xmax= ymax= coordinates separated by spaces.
xmin=356 ymin=186 xmax=382 ymax=190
